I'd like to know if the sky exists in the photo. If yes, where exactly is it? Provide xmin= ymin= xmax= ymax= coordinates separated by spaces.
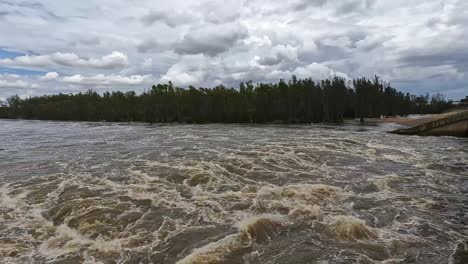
xmin=0 ymin=0 xmax=467 ymax=102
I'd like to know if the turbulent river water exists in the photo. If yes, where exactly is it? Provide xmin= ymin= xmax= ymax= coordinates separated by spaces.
xmin=0 ymin=120 xmax=467 ymax=264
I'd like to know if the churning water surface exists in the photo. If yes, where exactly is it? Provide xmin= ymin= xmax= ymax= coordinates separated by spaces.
xmin=0 ymin=120 xmax=467 ymax=264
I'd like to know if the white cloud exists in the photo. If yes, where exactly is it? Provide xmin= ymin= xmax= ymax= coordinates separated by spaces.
xmin=197 ymin=0 xmax=243 ymax=24
xmin=39 ymin=72 xmax=59 ymax=81
xmin=0 ymin=51 xmax=128 ymax=69
xmin=0 ymin=74 xmax=21 ymax=80
xmin=0 ymin=73 xmax=37 ymax=89
xmin=0 ymin=0 xmax=467 ymax=99
xmin=293 ymin=63 xmax=350 ymax=80
xmin=161 ymin=72 xmax=200 ymax=86
xmin=1 ymin=72 xmax=153 ymax=98
xmin=174 ymin=23 xmax=248 ymax=56
xmin=141 ymin=10 xmax=196 ymax=27
xmin=0 ymin=79 xmax=31 ymax=89
xmin=258 ymin=45 xmax=299 ymax=66
xmin=158 ymin=53 xmax=348 ymax=88
xmin=61 ymin=74 xmax=152 ymax=86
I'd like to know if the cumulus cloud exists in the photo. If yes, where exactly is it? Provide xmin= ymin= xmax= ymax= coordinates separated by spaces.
xmin=158 ymin=53 xmax=348 ymax=88
xmin=0 ymin=0 xmax=467 ymax=99
xmin=293 ymin=63 xmax=350 ymax=80
xmin=159 ymin=56 xmax=207 ymax=86
xmin=258 ymin=45 xmax=299 ymax=66
xmin=0 ymin=73 xmax=38 ymax=89
xmin=161 ymin=72 xmax=200 ymax=87
xmin=0 ymin=79 xmax=31 ymax=89
xmin=0 ymin=72 xmax=153 ymax=98
xmin=141 ymin=10 xmax=195 ymax=27
xmin=174 ymin=23 xmax=248 ymax=56
xmin=0 ymin=51 xmax=128 ymax=69
xmin=60 ymin=74 xmax=152 ymax=86
xmin=39 ymin=72 xmax=59 ymax=81
xmin=197 ymin=0 xmax=243 ymax=24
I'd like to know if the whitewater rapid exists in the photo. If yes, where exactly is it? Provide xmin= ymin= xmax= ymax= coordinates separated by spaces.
xmin=0 ymin=120 xmax=467 ymax=263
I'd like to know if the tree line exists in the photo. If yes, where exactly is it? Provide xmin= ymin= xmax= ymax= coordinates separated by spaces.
xmin=0 ymin=75 xmax=453 ymax=123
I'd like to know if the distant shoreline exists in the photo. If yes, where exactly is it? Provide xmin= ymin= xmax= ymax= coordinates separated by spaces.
xmin=0 ymin=116 xmax=434 ymax=127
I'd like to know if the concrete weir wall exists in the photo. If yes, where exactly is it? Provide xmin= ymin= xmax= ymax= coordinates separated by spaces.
xmin=390 ymin=111 xmax=468 ymax=137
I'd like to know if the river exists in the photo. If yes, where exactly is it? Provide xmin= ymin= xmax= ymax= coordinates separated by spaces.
xmin=0 ymin=120 xmax=467 ymax=264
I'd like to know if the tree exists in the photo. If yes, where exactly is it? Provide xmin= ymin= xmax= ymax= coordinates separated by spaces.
xmin=1 ymin=75 xmax=452 ymax=123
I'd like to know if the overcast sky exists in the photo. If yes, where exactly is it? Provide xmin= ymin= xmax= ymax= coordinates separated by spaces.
xmin=0 ymin=0 xmax=467 ymax=101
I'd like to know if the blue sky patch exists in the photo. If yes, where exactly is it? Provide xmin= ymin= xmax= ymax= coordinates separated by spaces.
xmin=0 ymin=66 xmax=45 ymax=76
xmin=0 ymin=48 xmax=26 ymax=59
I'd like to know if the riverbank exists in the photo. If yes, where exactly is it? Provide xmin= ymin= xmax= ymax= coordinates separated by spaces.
xmin=376 ymin=109 xmax=467 ymax=127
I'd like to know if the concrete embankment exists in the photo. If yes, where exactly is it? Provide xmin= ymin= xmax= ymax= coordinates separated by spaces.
xmin=390 ymin=110 xmax=468 ymax=137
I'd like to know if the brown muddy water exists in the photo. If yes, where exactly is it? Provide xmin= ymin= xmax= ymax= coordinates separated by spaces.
xmin=0 ymin=120 xmax=467 ymax=264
